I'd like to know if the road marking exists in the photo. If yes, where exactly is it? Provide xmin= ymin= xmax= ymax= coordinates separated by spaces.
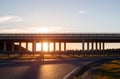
xmin=63 ymin=66 xmax=81 ymax=79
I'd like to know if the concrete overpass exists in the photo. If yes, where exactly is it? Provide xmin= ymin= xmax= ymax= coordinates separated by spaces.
xmin=0 ymin=33 xmax=120 ymax=55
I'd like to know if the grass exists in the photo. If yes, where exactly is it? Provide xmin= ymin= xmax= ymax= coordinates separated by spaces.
xmin=0 ymin=54 xmax=41 ymax=60
xmin=92 ymin=59 xmax=120 ymax=79
xmin=0 ymin=54 xmax=119 ymax=60
xmin=0 ymin=54 xmax=84 ymax=60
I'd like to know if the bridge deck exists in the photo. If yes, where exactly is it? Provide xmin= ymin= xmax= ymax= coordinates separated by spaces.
xmin=0 ymin=33 xmax=120 ymax=42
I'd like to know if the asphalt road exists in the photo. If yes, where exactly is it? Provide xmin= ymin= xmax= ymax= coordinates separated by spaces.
xmin=0 ymin=57 xmax=119 ymax=79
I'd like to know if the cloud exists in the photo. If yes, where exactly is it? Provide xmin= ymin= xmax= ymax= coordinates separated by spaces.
xmin=80 ymin=10 xmax=88 ymax=14
xmin=0 ymin=28 xmax=26 ymax=33
xmin=0 ymin=26 xmax=74 ymax=33
xmin=0 ymin=16 xmax=23 ymax=23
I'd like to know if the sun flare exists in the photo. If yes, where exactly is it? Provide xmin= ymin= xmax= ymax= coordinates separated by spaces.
xmin=36 ymin=27 xmax=51 ymax=33
xmin=36 ymin=42 xmax=54 ymax=52
xmin=43 ymin=42 xmax=48 ymax=51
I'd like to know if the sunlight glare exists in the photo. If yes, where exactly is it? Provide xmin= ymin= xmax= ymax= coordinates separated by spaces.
xmin=36 ymin=43 xmax=41 ymax=51
xmin=36 ymin=42 xmax=54 ymax=52
xmin=43 ymin=42 xmax=48 ymax=51
xmin=36 ymin=27 xmax=51 ymax=33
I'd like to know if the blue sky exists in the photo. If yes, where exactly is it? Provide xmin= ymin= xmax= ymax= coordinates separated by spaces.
xmin=0 ymin=0 xmax=120 ymax=33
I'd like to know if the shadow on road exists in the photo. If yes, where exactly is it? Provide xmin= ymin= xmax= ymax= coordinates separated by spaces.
xmin=0 ymin=57 xmax=119 ymax=79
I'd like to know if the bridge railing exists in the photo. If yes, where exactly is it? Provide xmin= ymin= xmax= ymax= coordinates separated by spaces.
xmin=0 ymin=33 xmax=120 ymax=39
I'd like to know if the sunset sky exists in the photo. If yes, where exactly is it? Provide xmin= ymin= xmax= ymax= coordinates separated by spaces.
xmin=0 ymin=0 xmax=120 ymax=33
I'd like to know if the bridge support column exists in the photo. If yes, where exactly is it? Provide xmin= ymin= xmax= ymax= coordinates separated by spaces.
xmin=82 ymin=40 xmax=85 ymax=52
xmin=99 ymin=42 xmax=101 ymax=50
xmin=4 ymin=41 xmax=6 ymax=51
xmin=48 ymin=42 xmax=50 ymax=52
xmin=19 ymin=42 xmax=21 ymax=51
xmin=91 ymin=42 xmax=94 ymax=51
xmin=59 ymin=42 xmax=61 ymax=52
xmin=103 ymin=42 xmax=105 ymax=51
xmin=12 ymin=43 xmax=14 ymax=51
xmin=26 ymin=42 xmax=28 ymax=51
xmin=96 ymin=42 xmax=98 ymax=50
xmin=64 ymin=42 xmax=66 ymax=51
xmin=41 ymin=42 xmax=43 ymax=52
xmin=32 ymin=40 xmax=36 ymax=56
xmin=87 ymin=42 xmax=89 ymax=51
xmin=53 ymin=42 xmax=56 ymax=52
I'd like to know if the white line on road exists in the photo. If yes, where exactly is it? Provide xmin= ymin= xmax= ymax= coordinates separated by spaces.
xmin=63 ymin=66 xmax=81 ymax=79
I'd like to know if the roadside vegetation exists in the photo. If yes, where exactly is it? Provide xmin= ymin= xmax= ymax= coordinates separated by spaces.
xmin=0 ymin=53 xmax=119 ymax=60
xmin=91 ymin=59 xmax=120 ymax=79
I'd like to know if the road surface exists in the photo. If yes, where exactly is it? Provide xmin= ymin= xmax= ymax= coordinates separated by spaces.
xmin=0 ymin=57 xmax=118 ymax=79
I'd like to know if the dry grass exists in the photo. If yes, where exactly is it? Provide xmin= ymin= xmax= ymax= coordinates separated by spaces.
xmin=0 ymin=54 xmax=119 ymax=60
xmin=92 ymin=59 xmax=120 ymax=79
xmin=0 ymin=54 xmax=40 ymax=60
xmin=0 ymin=54 xmax=92 ymax=60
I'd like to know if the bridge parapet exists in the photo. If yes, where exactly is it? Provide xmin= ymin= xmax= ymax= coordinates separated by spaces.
xmin=0 ymin=33 xmax=120 ymax=42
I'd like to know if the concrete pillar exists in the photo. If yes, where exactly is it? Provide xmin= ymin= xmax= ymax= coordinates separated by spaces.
xmin=82 ymin=40 xmax=85 ymax=52
xmin=59 ymin=42 xmax=61 ymax=51
xmin=26 ymin=42 xmax=28 ymax=51
xmin=103 ymin=42 xmax=105 ymax=50
xmin=99 ymin=42 xmax=101 ymax=50
xmin=91 ymin=42 xmax=94 ymax=50
xmin=48 ymin=42 xmax=50 ymax=52
xmin=53 ymin=42 xmax=56 ymax=51
xmin=19 ymin=42 xmax=21 ymax=51
xmin=32 ymin=40 xmax=36 ymax=55
xmin=96 ymin=42 xmax=98 ymax=50
xmin=64 ymin=42 xmax=66 ymax=51
xmin=12 ymin=43 xmax=14 ymax=51
xmin=87 ymin=42 xmax=89 ymax=51
xmin=4 ymin=41 xmax=6 ymax=51
xmin=41 ymin=42 xmax=43 ymax=52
